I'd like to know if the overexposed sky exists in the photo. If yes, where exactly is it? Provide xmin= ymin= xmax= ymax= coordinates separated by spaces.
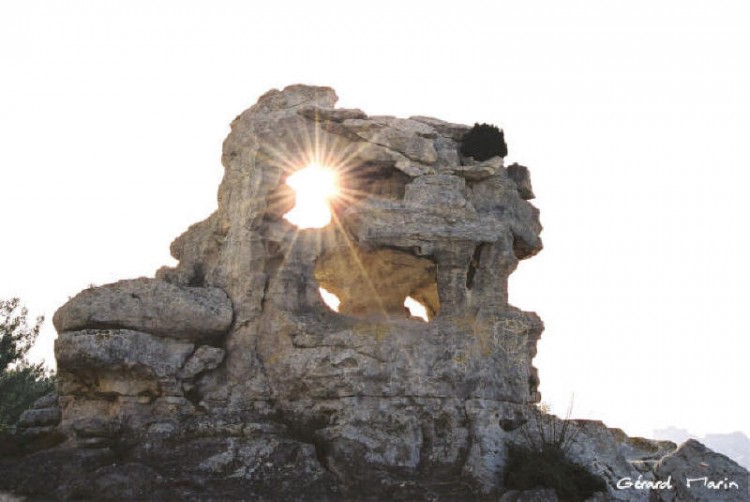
xmin=1 ymin=1 xmax=748 ymax=439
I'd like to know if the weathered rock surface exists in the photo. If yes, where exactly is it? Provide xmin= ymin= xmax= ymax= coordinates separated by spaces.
xmin=17 ymin=407 xmax=61 ymax=428
xmin=1 ymin=84 xmax=746 ymax=500
xmin=53 ymin=278 xmax=233 ymax=342
xmin=5 ymin=393 xmax=65 ymax=456
xmin=498 ymin=488 xmax=559 ymax=501
xmin=178 ymin=345 xmax=225 ymax=379
xmin=55 ymin=329 xmax=195 ymax=378
xmin=506 ymin=163 xmax=535 ymax=200
xmin=652 ymin=439 xmax=749 ymax=501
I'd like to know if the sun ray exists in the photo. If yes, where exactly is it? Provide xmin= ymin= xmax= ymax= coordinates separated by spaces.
xmin=328 ymin=208 xmax=391 ymax=319
xmin=250 ymin=115 xmax=419 ymax=322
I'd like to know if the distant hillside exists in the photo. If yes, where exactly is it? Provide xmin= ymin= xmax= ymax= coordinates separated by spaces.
xmin=654 ymin=427 xmax=750 ymax=469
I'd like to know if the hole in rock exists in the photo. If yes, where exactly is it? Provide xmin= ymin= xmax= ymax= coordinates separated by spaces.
xmin=315 ymin=247 xmax=440 ymax=321
xmin=319 ymin=287 xmax=341 ymax=312
xmin=283 ymin=163 xmax=339 ymax=229
xmin=404 ymin=296 xmax=429 ymax=322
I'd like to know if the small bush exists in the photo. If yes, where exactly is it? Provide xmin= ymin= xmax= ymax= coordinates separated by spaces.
xmin=505 ymin=443 xmax=607 ymax=501
xmin=460 ymin=123 xmax=508 ymax=160
xmin=1 ymin=298 xmax=56 ymax=431
xmin=504 ymin=402 xmax=607 ymax=501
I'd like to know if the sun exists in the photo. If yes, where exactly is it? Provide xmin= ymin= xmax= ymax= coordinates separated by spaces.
xmin=283 ymin=163 xmax=339 ymax=229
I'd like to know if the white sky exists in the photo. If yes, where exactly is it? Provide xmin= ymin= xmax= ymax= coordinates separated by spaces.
xmin=1 ymin=1 xmax=748 ymax=439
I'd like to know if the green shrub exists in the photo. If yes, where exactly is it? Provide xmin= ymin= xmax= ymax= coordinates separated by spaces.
xmin=0 ymin=298 xmax=56 ymax=431
xmin=460 ymin=123 xmax=508 ymax=160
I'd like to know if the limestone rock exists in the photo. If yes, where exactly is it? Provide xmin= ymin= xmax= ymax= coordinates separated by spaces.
xmin=70 ymin=417 xmax=122 ymax=439
xmin=31 ymin=392 xmax=59 ymax=410
xmin=178 ymin=346 xmax=225 ymax=379
xmin=17 ymin=408 xmax=61 ymax=428
xmin=561 ymin=419 xmax=655 ymax=501
xmin=344 ymin=117 xmax=439 ymax=165
xmin=451 ymin=155 xmax=504 ymax=180
xmin=252 ymin=84 xmax=337 ymax=112
xmin=297 ymin=105 xmax=367 ymax=122
xmin=53 ymin=278 xmax=233 ymax=343
xmin=507 ymin=163 xmax=535 ymax=199
xmin=652 ymin=439 xmax=748 ymax=501
xmin=410 ymin=115 xmax=471 ymax=141
xmin=55 ymin=329 xmax=194 ymax=379
xmin=3 ymin=84 xmax=745 ymax=500
xmin=156 ymin=212 xmax=223 ymax=287
xmin=502 ymin=416 xmax=749 ymax=502
xmin=258 ymin=309 xmax=543 ymax=407
xmin=55 ymin=329 xmax=195 ymax=405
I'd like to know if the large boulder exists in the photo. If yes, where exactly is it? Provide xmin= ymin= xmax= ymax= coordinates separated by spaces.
xmin=53 ymin=278 xmax=233 ymax=343
xmin=55 ymin=329 xmax=195 ymax=379
xmin=652 ymin=439 xmax=748 ymax=501
xmin=54 ymin=329 xmax=196 ymax=414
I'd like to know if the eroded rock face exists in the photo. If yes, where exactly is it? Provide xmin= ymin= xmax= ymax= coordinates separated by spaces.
xmin=1 ymin=84 xmax=746 ymax=500
xmin=653 ymin=439 xmax=749 ymax=501
xmin=53 ymin=278 xmax=233 ymax=343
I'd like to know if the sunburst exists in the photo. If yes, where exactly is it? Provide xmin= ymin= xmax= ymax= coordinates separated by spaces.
xmin=260 ymin=117 xmax=420 ymax=320
xmin=283 ymin=162 xmax=338 ymax=228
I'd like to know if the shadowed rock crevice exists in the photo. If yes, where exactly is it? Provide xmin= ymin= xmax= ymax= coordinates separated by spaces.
xmin=466 ymin=242 xmax=487 ymax=291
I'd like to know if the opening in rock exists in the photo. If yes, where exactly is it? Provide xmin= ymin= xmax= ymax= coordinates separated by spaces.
xmin=283 ymin=163 xmax=339 ymax=229
xmin=404 ymin=296 xmax=429 ymax=322
xmin=319 ymin=287 xmax=341 ymax=312
xmin=315 ymin=247 xmax=440 ymax=321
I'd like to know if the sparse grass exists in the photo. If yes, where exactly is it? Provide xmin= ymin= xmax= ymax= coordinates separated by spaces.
xmin=504 ymin=401 xmax=607 ymax=502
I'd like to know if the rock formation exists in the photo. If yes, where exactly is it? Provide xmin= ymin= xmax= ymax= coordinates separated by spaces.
xmin=1 ymin=85 xmax=747 ymax=501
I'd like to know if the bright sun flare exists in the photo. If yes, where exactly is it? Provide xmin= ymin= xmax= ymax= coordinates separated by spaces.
xmin=285 ymin=163 xmax=429 ymax=322
xmin=284 ymin=163 xmax=338 ymax=229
